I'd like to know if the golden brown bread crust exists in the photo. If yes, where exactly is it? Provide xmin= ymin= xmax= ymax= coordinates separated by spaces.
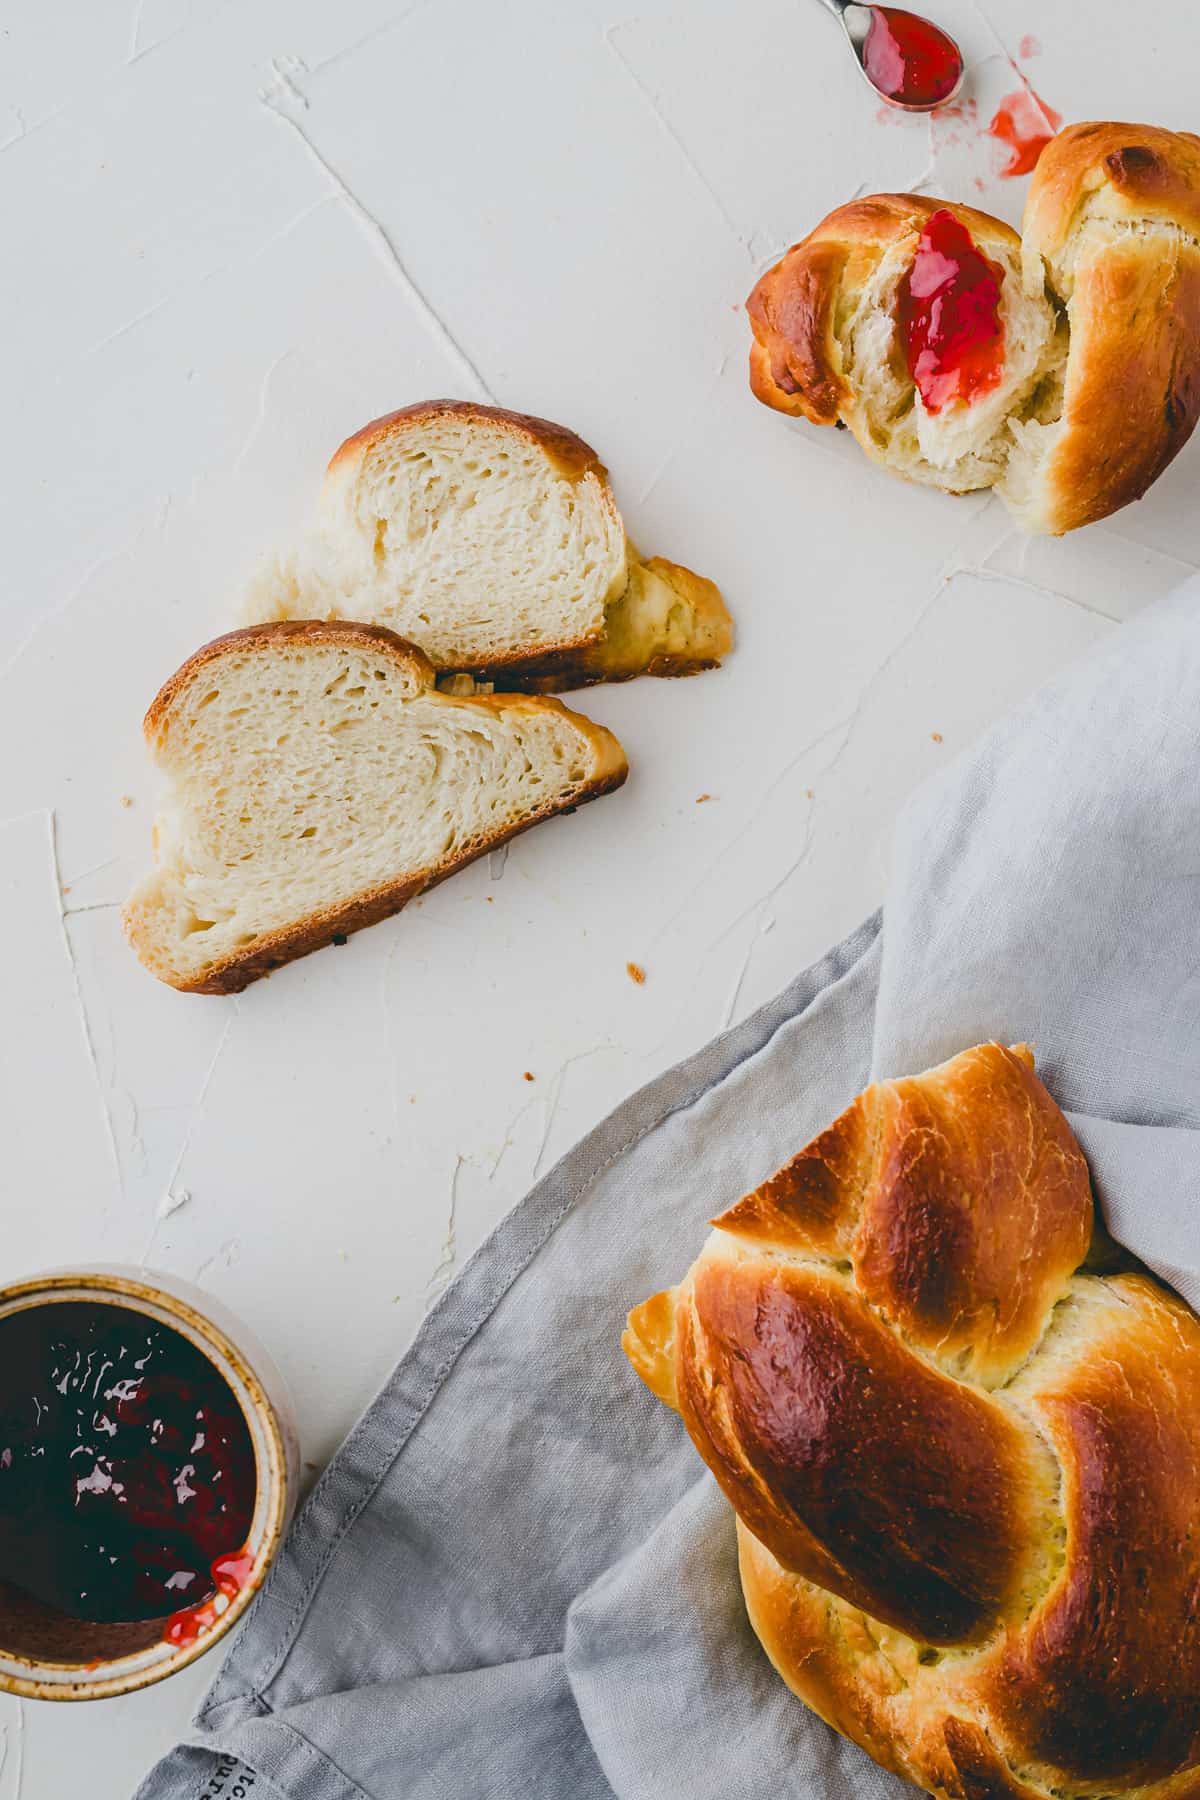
xmin=993 ymin=1273 xmax=1200 ymax=1787
xmin=141 ymin=619 xmax=429 ymax=740
xmin=746 ymin=124 xmax=1200 ymax=533
xmin=322 ymin=402 xmax=732 ymax=690
xmin=715 ymin=1042 xmax=1090 ymax=1383
xmin=680 ymin=1258 xmax=1056 ymax=1646
xmin=327 ymin=398 xmax=611 ymax=487
xmin=163 ymin=769 xmax=628 ymax=996
xmin=747 ymin=196 xmax=1021 ymax=427
xmin=1025 ymin=122 xmax=1200 ymax=262
xmin=490 ymin=556 xmax=733 ymax=691
xmin=131 ymin=621 xmax=628 ymax=994
xmin=624 ymin=1043 xmax=1200 ymax=1800
xmin=1020 ymin=123 xmax=1200 ymax=532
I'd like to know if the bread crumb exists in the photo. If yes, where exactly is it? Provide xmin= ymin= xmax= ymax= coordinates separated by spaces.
xmin=626 ymin=961 xmax=646 ymax=985
xmin=805 ymin=788 xmax=814 ymax=800
xmin=120 ymin=794 xmax=135 ymax=809
xmin=931 ymin=732 xmax=944 ymax=744
xmin=486 ymin=896 xmax=494 ymax=903
xmin=695 ymin=793 xmax=714 ymax=804
xmin=523 ymin=1070 xmax=535 ymax=1082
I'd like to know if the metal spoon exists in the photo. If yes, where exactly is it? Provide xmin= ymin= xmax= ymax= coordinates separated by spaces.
xmin=816 ymin=0 xmax=965 ymax=113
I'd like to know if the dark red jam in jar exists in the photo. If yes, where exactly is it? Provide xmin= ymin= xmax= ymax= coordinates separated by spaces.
xmin=897 ymin=209 xmax=1006 ymax=413
xmin=0 ymin=1302 xmax=256 ymax=1633
xmin=862 ymin=7 xmax=963 ymax=108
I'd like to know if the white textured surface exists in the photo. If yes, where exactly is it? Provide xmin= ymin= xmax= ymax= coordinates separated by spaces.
xmin=2 ymin=1 xmax=1196 ymax=1792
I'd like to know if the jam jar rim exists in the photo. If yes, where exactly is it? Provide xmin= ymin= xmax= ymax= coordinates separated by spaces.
xmin=0 ymin=1265 xmax=297 ymax=1702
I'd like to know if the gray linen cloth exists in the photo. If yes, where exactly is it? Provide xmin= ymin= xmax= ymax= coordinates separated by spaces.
xmin=138 ymin=584 xmax=1200 ymax=1800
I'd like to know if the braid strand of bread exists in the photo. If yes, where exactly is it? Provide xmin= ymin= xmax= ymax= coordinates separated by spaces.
xmin=623 ymin=1042 xmax=1200 ymax=1800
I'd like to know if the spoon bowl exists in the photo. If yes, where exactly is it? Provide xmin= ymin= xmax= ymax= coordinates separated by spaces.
xmin=819 ymin=0 xmax=964 ymax=113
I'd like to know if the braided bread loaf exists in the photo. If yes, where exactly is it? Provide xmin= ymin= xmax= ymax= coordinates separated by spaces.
xmin=623 ymin=1043 xmax=1200 ymax=1799
xmin=747 ymin=123 xmax=1200 ymax=534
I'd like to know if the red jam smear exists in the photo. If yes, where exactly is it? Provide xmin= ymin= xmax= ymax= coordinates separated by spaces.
xmin=164 ymin=1547 xmax=256 ymax=1648
xmin=862 ymin=7 xmax=963 ymax=108
xmin=987 ymin=87 xmax=1063 ymax=177
xmin=0 ymin=1302 xmax=256 ymax=1628
xmin=898 ymin=208 xmax=1006 ymax=413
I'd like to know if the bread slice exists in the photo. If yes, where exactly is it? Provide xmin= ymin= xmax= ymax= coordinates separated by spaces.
xmin=124 ymin=621 xmax=627 ymax=993
xmin=243 ymin=400 xmax=732 ymax=689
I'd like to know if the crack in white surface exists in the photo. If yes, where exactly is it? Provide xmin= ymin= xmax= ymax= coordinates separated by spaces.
xmin=964 ymin=0 xmax=1057 ymax=131
xmin=810 ymin=577 xmax=952 ymax=786
xmin=1092 ymin=524 xmax=1200 ymax=574
xmin=529 ymin=1044 xmax=612 ymax=1180
xmin=241 ymin=195 xmax=333 ymax=270
xmin=485 ymin=1092 xmax=540 ymax=1179
xmin=260 ymin=61 xmax=496 ymax=403
xmin=231 ymin=348 xmax=296 ymax=477
xmin=48 ymin=811 xmax=124 ymax=1206
xmin=1 ymin=106 xmax=28 ymax=152
xmin=705 ymin=559 xmax=974 ymax=962
xmin=128 ymin=0 xmax=149 ymax=61
xmin=0 ymin=1698 xmax=24 ymax=1800
xmin=62 ymin=898 xmax=124 ymax=916
xmin=944 ymin=526 xmax=1124 ymax=621
xmin=118 ymin=1084 xmax=148 ymax=1173
xmin=654 ymin=710 xmax=852 ymax=946
xmin=194 ymin=1237 xmax=240 ymax=1283
xmin=62 ymin=852 xmax=120 ymax=889
xmin=74 ymin=197 xmax=325 ymax=381
xmin=706 ymin=768 xmax=829 ymax=954
xmin=140 ymin=1007 xmax=237 ymax=1265
xmin=637 ymin=354 xmax=729 ymax=508
xmin=83 ymin=295 xmax=173 ymax=360
xmin=304 ymin=4 xmax=434 ymax=78
xmin=127 ymin=0 xmax=198 ymax=68
xmin=604 ymin=27 xmax=754 ymax=264
xmin=0 ymin=535 xmax=138 ymax=691
xmin=378 ymin=936 xmax=404 ymax=1145
xmin=721 ymin=909 xmax=776 ymax=1029
xmin=425 ymin=1155 xmax=464 ymax=1302
xmin=487 ymin=1044 xmax=613 ymax=1184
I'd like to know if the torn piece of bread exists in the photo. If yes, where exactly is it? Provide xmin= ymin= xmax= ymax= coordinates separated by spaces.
xmin=749 ymin=194 xmax=1063 ymax=498
xmin=748 ymin=122 xmax=1200 ymax=534
xmin=124 ymin=621 xmax=627 ymax=993
xmin=1002 ymin=121 xmax=1200 ymax=532
xmin=244 ymin=400 xmax=732 ymax=689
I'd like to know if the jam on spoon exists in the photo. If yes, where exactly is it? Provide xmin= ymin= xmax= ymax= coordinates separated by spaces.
xmin=860 ymin=7 xmax=964 ymax=109
xmin=0 ymin=1301 xmax=256 ymax=1641
xmin=897 ymin=208 xmax=1006 ymax=413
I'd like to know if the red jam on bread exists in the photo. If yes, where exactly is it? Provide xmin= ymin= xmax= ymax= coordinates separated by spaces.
xmin=898 ymin=208 xmax=1006 ymax=412
xmin=862 ymin=8 xmax=963 ymax=108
